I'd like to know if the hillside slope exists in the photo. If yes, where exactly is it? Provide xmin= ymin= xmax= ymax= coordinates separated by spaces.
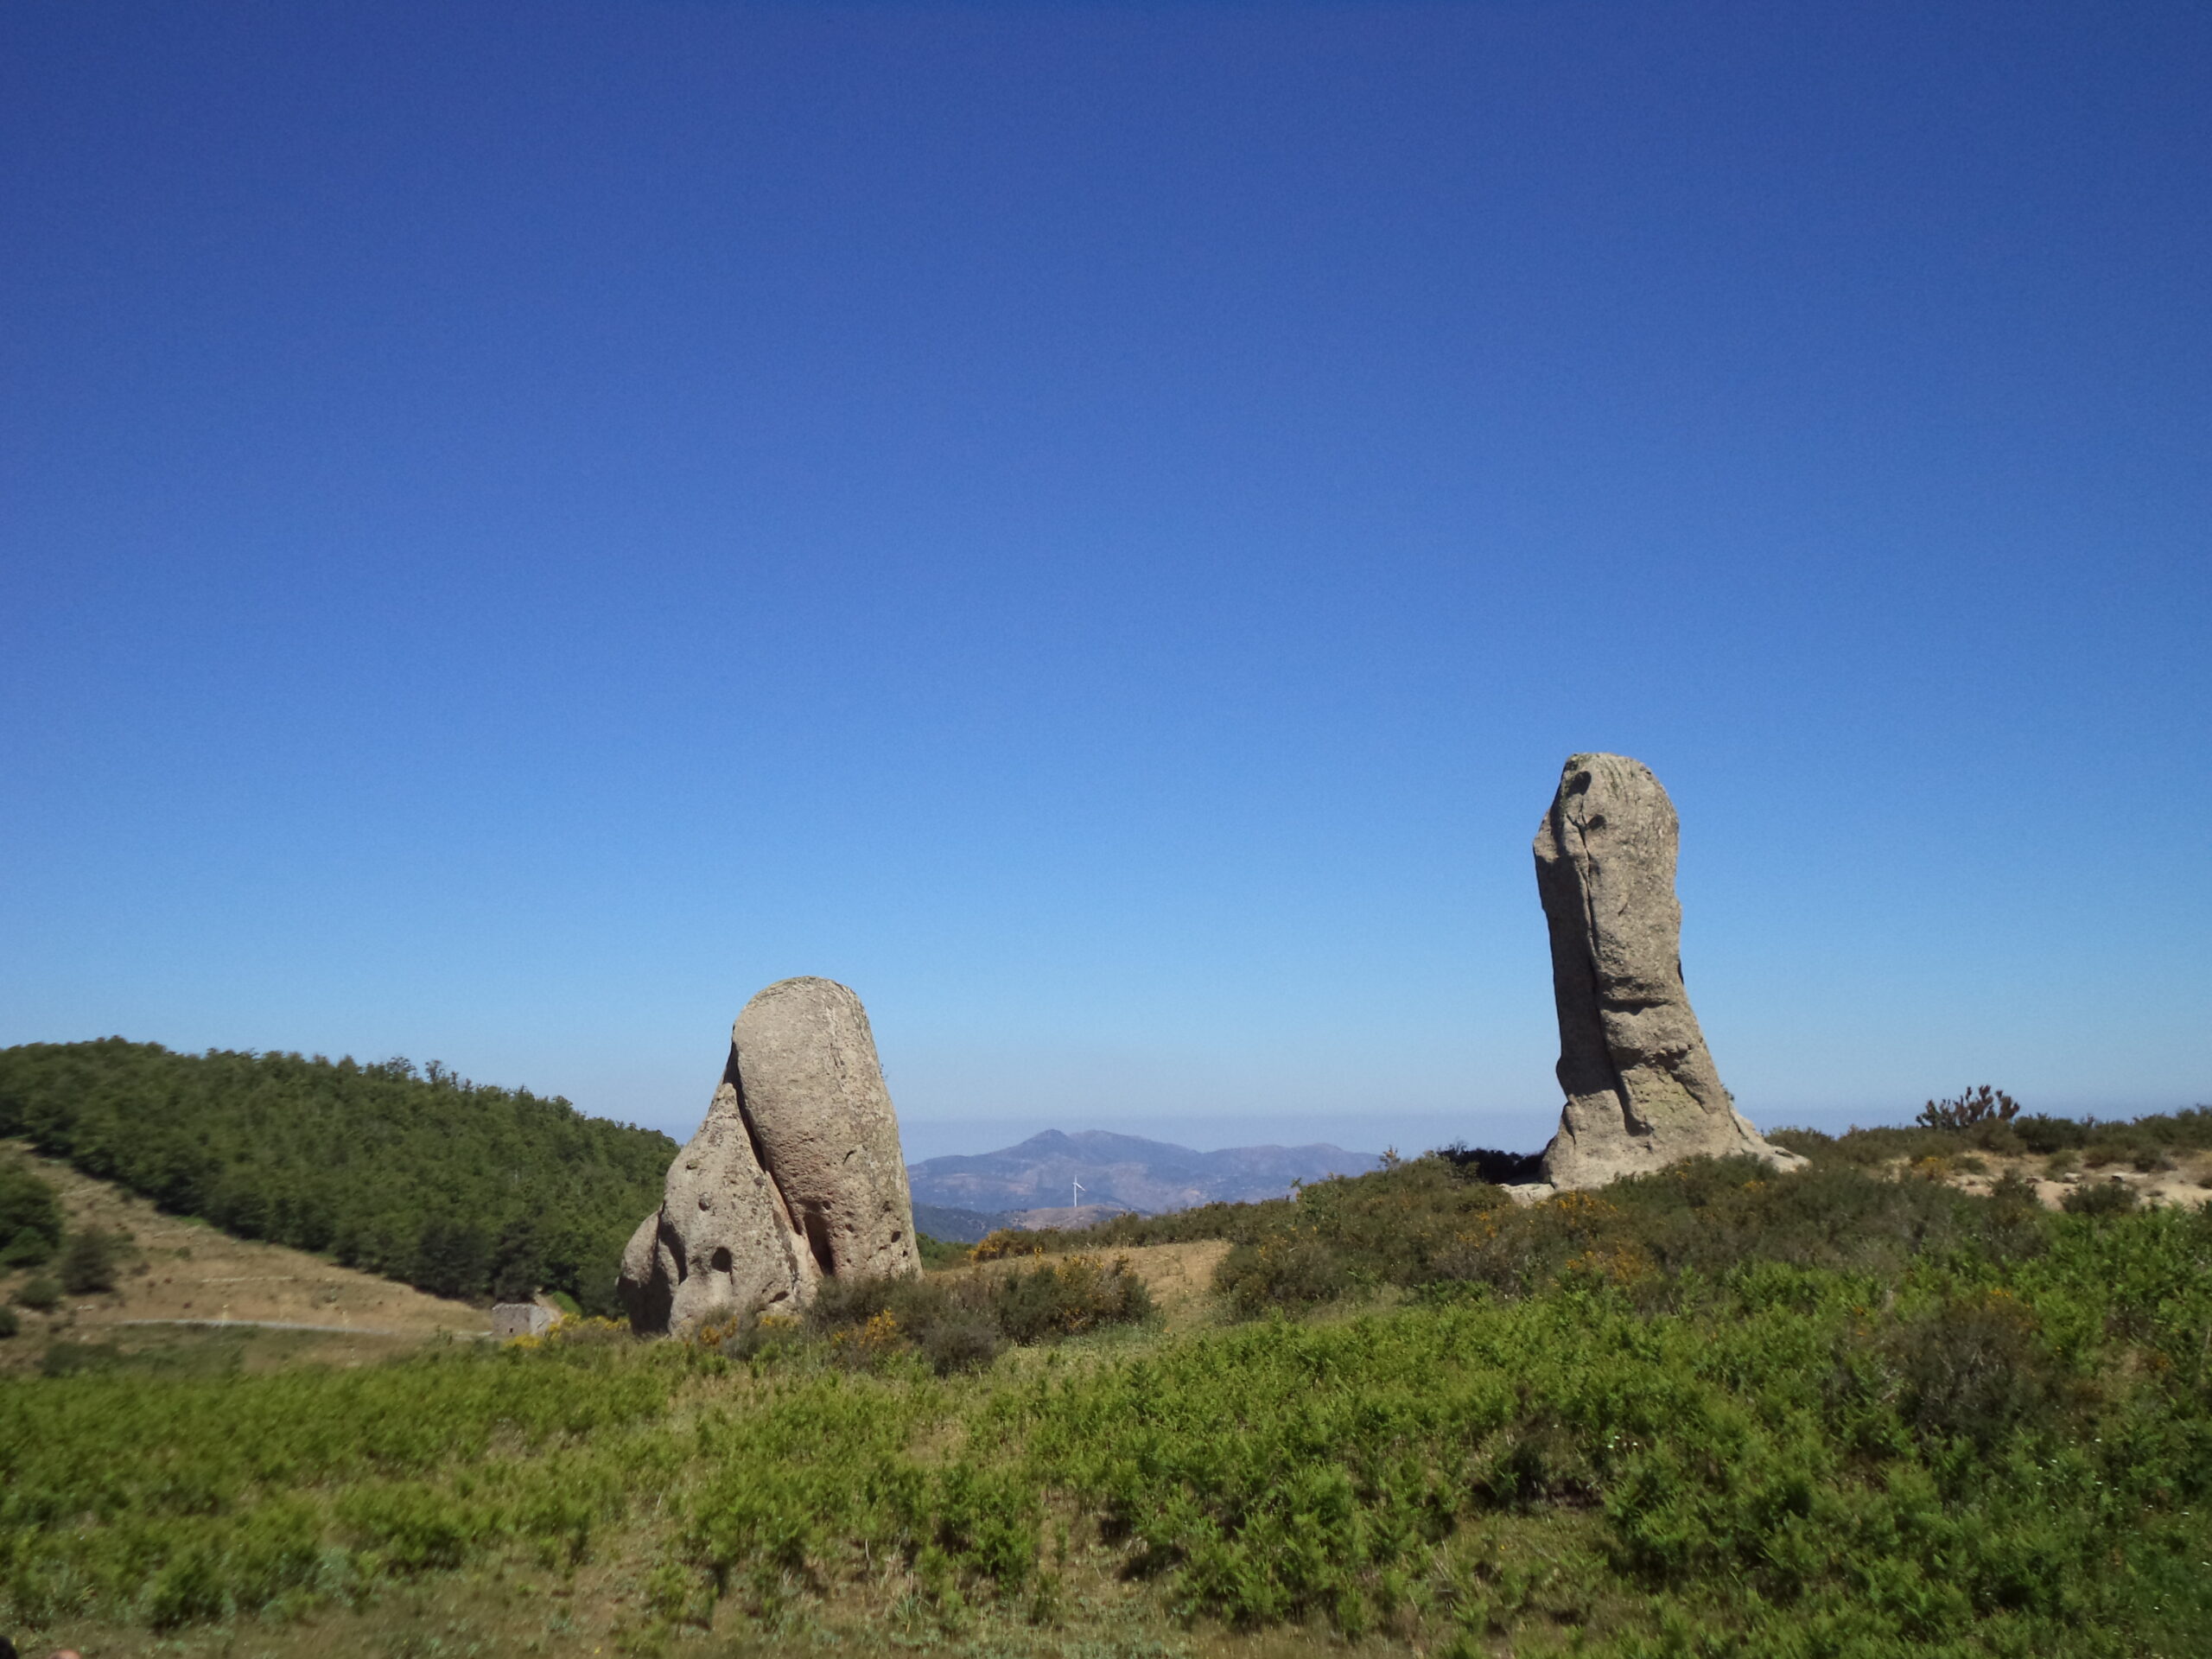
xmin=0 ymin=1039 xmax=675 ymax=1314
xmin=0 ymin=1138 xmax=486 ymax=1371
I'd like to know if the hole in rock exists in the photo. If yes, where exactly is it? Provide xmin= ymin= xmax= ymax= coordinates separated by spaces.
xmin=709 ymin=1247 xmax=733 ymax=1274
xmin=802 ymin=1210 xmax=836 ymax=1277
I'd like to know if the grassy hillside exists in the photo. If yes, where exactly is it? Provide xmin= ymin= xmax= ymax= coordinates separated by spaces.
xmin=4 ymin=1147 xmax=2210 ymax=1656
xmin=0 ymin=1141 xmax=491 ymax=1370
xmin=0 ymin=1039 xmax=675 ymax=1315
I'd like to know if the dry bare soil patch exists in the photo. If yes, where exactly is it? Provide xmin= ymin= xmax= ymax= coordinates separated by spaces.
xmin=0 ymin=1139 xmax=486 ymax=1372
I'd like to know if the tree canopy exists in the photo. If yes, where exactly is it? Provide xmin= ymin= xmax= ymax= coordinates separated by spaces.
xmin=0 ymin=1039 xmax=675 ymax=1315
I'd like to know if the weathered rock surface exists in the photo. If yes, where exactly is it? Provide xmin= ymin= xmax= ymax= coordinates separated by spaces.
xmin=616 ymin=978 xmax=920 ymax=1335
xmin=1534 ymin=753 xmax=1803 ymax=1189
xmin=731 ymin=976 xmax=922 ymax=1283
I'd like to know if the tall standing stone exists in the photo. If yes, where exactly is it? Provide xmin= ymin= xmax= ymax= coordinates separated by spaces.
xmin=1534 ymin=753 xmax=1802 ymax=1188
xmin=732 ymin=976 xmax=924 ymax=1283
xmin=616 ymin=976 xmax=921 ymax=1335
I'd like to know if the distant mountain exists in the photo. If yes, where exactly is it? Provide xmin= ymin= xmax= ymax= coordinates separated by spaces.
xmin=906 ymin=1129 xmax=1381 ymax=1217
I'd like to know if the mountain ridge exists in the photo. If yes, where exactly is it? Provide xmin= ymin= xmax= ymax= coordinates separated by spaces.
xmin=906 ymin=1128 xmax=1380 ymax=1217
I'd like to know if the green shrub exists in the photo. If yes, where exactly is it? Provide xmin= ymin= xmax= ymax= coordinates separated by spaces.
xmin=0 ymin=1224 xmax=52 ymax=1268
xmin=1773 ymin=1122 xmax=1961 ymax=1166
xmin=1888 ymin=1293 xmax=2063 ymax=1449
xmin=1424 ymin=1156 xmax=2048 ymax=1306
xmin=1215 ymin=1234 xmax=1351 ymax=1313
xmin=16 ymin=1274 xmax=60 ymax=1312
xmin=991 ymin=1253 xmax=1152 ymax=1341
xmin=918 ymin=1310 xmax=1003 ymax=1374
xmin=6 ymin=1188 xmax=2212 ymax=1655
xmin=1788 ymin=1106 xmax=2207 ymax=1171
xmin=1431 ymin=1141 xmax=1547 ymax=1183
xmin=969 ymin=1228 xmax=1046 ymax=1262
xmin=809 ymin=1266 xmax=961 ymax=1332
xmin=777 ymin=1257 xmax=1150 ymax=1368
xmin=915 ymin=1231 xmax=970 ymax=1269
xmin=2016 ymin=1113 xmax=2088 ymax=1154
xmin=1987 ymin=1168 xmax=2040 ymax=1206
xmin=2146 ymin=1105 xmax=2212 ymax=1147
xmin=0 ymin=1305 xmax=17 ymax=1338
xmin=775 ymin=1271 xmax=963 ymax=1369
xmin=340 ymin=1481 xmax=486 ymax=1573
xmin=2061 ymin=1179 xmax=2138 ymax=1216
xmin=0 ymin=1162 xmax=63 ymax=1264
xmin=57 ymin=1226 xmax=122 ymax=1294
xmin=1916 ymin=1084 xmax=2021 ymax=1132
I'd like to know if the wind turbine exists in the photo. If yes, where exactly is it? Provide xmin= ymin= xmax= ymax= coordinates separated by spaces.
xmin=1071 ymin=1178 xmax=1084 ymax=1210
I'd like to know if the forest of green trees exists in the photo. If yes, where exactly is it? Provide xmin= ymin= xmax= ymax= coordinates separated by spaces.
xmin=0 ymin=1039 xmax=676 ymax=1315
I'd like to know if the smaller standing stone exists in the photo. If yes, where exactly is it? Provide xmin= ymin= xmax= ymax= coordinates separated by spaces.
xmin=615 ymin=978 xmax=924 ymax=1335
xmin=620 ymin=1046 xmax=819 ymax=1337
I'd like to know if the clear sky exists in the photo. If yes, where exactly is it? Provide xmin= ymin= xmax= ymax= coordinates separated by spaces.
xmin=4 ymin=2 xmax=2207 ymax=1160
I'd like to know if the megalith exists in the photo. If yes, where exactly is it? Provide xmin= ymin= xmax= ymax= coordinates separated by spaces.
xmin=617 ymin=977 xmax=922 ymax=1335
xmin=730 ymin=976 xmax=922 ymax=1283
xmin=1533 ymin=753 xmax=1802 ymax=1189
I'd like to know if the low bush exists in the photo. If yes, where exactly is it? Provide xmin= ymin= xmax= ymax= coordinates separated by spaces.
xmin=918 ymin=1309 xmax=1003 ymax=1374
xmin=1432 ymin=1141 xmax=1547 ymax=1183
xmin=914 ymin=1230 xmax=969 ymax=1269
xmin=1198 ymin=1154 xmax=2050 ymax=1312
xmin=1020 ymin=1145 xmax=2075 ymax=1318
xmin=2062 ymin=1178 xmax=2139 ymax=1216
xmin=1778 ymin=1103 xmax=2211 ymax=1171
xmin=991 ymin=1253 xmax=1152 ymax=1340
xmin=787 ymin=1255 xmax=1152 ymax=1370
xmin=969 ymin=1229 xmax=1045 ymax=1262
xmin=15 ymin=1275 xmax=60 ymax=1313
xmin=7 ymin=1181 xmax=2212 ymax=1656
xmin=1887 ymin=1290 xmax=2064 ymax=1450
xmin=1916 ymin=1084 xmax=2021 ymax=1131
xmin=0 ymin=1162 xmax=63 ymax=1267
xmin=56 ymin=1226 xmax=123 ymax=1295
xmin=2016 ymin=1112 xmax=2090 ymax=1154
xmin=0 ymin=1305 xmax=16 ymax=1338
xmin=1215 ymin=1234 xmax=1351 ymax=1313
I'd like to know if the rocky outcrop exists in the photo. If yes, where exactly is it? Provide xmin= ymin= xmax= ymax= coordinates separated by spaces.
xmin=616 ymin=977 xmax=921 ymax=1335
xmin=1534 ymin=753 xmax=1802 ymax=1190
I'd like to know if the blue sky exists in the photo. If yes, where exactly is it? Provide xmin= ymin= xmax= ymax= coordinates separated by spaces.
xmin=3 ymin=2 xmax=2207 ymax=1160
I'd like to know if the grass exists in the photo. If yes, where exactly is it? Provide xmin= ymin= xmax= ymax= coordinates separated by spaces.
xmin=3 ymin=1150 xmax=2210 ymax=1656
